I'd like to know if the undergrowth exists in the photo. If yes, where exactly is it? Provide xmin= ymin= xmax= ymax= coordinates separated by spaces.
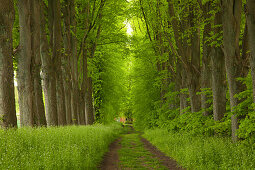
xmin=144 ymin=129 xmax=255 ymax=170
xmin=0 ymin=123 xmax=123 ymax=170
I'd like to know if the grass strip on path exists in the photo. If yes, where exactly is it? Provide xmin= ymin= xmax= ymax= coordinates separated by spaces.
xmin=118 ymin=132 xmax=169 ymax=169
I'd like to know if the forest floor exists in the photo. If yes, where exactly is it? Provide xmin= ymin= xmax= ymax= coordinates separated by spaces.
xmin=99 ymin=127 xmax=183 ymax=170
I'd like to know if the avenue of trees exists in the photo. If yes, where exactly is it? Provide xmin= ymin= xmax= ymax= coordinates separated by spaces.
xmin=0 ymin=0 xmax=129 ymax=127
xmin=130 ymin=0 xmax=255 ymax=142
xmin=1 ymin=0 xmax=255 ymax=143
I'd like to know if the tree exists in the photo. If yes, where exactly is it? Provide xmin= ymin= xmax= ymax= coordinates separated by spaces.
xmin=187 ymin=1 xmax=201 ymax=113
xmin=31 ymin=0 xmax=47 ymax=126
xmin=52 ymin=0 xmax=66 ymax=125
xmin=200 ymin=1 xmax=212 ymax=116
xmin=63 ymin=0 xmax=73 ymax=125
xmin=0 ymin=0 xmax=17 ymax=128
xmin=211 ymin=3 xmax=226 ymax=121
xmin=41 ymin=0 xmax=58 ymax=126
xmin=17 ymin=0 xmax=48 ymax=127
xmin=222 ymin=0 xmax=248 ymax=141
xmin=17 ymin=0 xmax=34 ymax=126
xmin=70 ymin=0 xmax=79 ymax=125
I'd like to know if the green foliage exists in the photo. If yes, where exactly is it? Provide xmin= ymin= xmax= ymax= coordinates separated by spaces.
xmin=74 ymin=0 xmax=131 ymax=123
xmin=130 ymin=36 xmax=161 ymax=130
xmin=0 ymin=123 xmax=123 ymax=169
xmin=92 ymin=43 xmax=129 ymax=123
xmin=236 ymin=74 xmax=255 ymax=142
xmin=144 ymin=129 xmax=255 ymax=169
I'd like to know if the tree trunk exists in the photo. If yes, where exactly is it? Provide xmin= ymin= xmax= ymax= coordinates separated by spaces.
xmin=247 ymin=0 xmax=255 ymax=103
xmin=17 ymin=0 xmax=34 ymax=127
xmin=41 ymin=1 xmax=58 ymax=126
xmin=167 ymin=0 xmax=189 ymax=114
xmin=79 ymin=47 xmax=88 ymax=125
xmin=86 ymin=77 xmax=95 ymax=125
xmin=0 ymin=0 xmax=17 ymax=128
xmin=85 ymin=24 xmax=101 ymax=125
xmin=63 ymin=0 xmax=72 ymax=125
xmin=180 ymin=67 xmax=189 ymax=113
xmin=201 ymin=2 xmax=212 ymax=116
xmin=52 ymin=0 xmax=66 ymax=126
xmin=211 ymin=47 xmax=226 ymax=121
xmin=222 ymin=0 xmax=243 ymax=141
xmin=64 ymin=81 xmax=72 ymax=124
xmin=188 ymin=8 xmax=201 ymax=113
xmin=71 ymin=87 xmax=78 ymax=124
xmin=211 ymin=8 xmax=226 ymax=121
xmin=79 ymin=90 xmax=86 ymax=125
xmin=70 ymin=0 xmax=79 ymax=125
xmin=31 ymin=0 xmax=47 ymax=126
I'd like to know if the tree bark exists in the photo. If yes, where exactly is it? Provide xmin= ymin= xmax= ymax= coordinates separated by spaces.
xmin=222 ymin=0 xmax=243 ymax=141
xmin=180 ymin=66 xmax=189 ymax=113
xmin=247 ymin=0 xmax=255 ymax=103
xmin=41 ymin=1 xmax=58 ymax=126
xmin=84 ymin=40 xmax=92 ymax=125
xmin=211 ymin=8 xmax=226 ymax=121
xmin=167 ymin=0 xmax=189 ymax=114
xmin=211 ymin=47 xmax=226 ymax=121
xmin=187 ymin=5 xmax=201 ymax=113
xmin=0 ymin=0 xmax=17 ymax=128
xmin=85 ymin=77 xmax=95 ymax=125
xmin=17 ymin=0 xmax=34 ymax=127
xmin=52 ymin=0 xmax=66 ymax=126
xmin=70 ymin=0 xmax=79 ymax=125
xmin=31 ymin=0 xmax=47 ymax=126
xmin=79 ymin=47 xmax=88 ymax=125
xmin=201 ymin=2 xmax=212 ymax=116
xmin=63 ymin=0 xmax=73 ymax=125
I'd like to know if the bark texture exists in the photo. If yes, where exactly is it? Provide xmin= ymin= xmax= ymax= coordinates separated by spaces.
xmin=63 ymin=0 xmax=73 ymax=125
xmin=167 ymin=0 xmax=189 ymax=114
xmin=31 ymin=0 xmax=47 ymax=126
xmin=211 ymin=7 xmax=226 ymax=121
xmin=41 ymin=1 xmax=58 ymax=126
xmin=70 ymin=0 xmax=79 ymax=125
xmin=0 ymin=0 xmax=17 ymax=128
xmin=222 ymin=0 xmax=244 ymax=141
xmin=188 ymin=5 xmax=201 ymax=113
xmin=17 ymin=0 xmax=34 ymax=126
xmin=201 ymin=2 xmax=212 ymax=116
xmin=211 ymin=47 xmax=226 ymax=121
xmin=85 ymin=77 xmax=95 ymax=125
xmin=52 ymin=0 xmax=66 ymax=126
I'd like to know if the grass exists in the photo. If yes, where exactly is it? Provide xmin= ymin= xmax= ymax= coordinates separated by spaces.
xmin=143 ymin=129 xmax=255 ymax=170
xmin=118 ymin=132 xmax=167 ymax=169
xmin=0 ymin=123 xmax=123 ymax=170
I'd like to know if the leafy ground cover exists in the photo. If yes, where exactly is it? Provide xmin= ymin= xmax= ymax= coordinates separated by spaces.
xmin=0 ymin=123 xmax=123 ymax=169
xmin=144 ymin=129 xmax=255 ymax=170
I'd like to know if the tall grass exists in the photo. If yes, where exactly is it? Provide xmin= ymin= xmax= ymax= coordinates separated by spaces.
xmin=144 ymin=129 xmax=255 ymax=169
xmin=0 ymin=123 xmax=123 ymax=169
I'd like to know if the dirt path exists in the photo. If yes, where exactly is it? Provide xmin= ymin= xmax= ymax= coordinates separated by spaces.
xmin=99 ymin=138 xmax=122 ymax=170
xmin=140 ymin=136 xmax=183 ymax=170
xmin=99 ymin=130 xmax=183 ymax=170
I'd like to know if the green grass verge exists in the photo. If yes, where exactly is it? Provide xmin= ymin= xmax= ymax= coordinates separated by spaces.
xmin=118 ymin=133 xmax=167 ymax=169
xmin=143 ymin=129 xmax=255 ymax=170
xmin=0 ymin=123 xmax=123 ymax=170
